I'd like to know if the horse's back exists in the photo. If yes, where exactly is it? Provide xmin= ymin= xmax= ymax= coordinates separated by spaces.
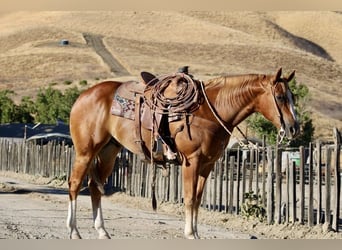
xmin=69 ymin=81 xmax=123 ymax=147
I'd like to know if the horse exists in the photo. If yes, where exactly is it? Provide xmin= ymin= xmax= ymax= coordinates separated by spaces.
xmin=66 ymin=67 xmax=299 ymax=239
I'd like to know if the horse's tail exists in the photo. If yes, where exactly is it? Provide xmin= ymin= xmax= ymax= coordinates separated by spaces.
xmin=88 ymin=156 xmax=105 ymax=195
xmin=151 ymin=163 xmax=157 ymax=211
xmin=152 ymin=187 xmax=157 ymax=211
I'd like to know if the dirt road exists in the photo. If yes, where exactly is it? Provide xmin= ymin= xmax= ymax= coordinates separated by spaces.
xmin=0 ymin=174 xmax=253 ymax=239
xmin=83 ymin=33 xmax=130 ymax=77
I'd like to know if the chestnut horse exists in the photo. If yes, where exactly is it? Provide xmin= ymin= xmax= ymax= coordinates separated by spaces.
xmin=66 ymin=68 xmax=299 ymax=239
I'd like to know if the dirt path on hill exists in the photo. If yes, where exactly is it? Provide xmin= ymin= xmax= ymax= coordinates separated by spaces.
xmin=83 ymin=33 xmax=130 ymax=77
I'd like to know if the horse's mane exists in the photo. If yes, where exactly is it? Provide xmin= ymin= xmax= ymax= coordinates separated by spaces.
xmin=205 ymin=74 xmax=267 ymax=110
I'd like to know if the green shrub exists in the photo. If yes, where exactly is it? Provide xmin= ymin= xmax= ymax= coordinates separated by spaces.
xmin=79 ymin=80 xmax=88 ymax=86
xmin=241 ymin=191 xmax=266 ymax=222
xmin=64 ymin=80 xmax=72 ymax=85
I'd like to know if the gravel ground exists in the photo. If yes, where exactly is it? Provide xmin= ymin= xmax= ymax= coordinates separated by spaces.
xmin=1 ymin=171 xmax=341 ymax=239
xmin=0 ymin=173 xmax=253 ymax=239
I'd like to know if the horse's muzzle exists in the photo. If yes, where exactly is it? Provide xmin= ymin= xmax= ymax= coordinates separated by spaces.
xmin=284 ymin=121 xmax=300 ymax=140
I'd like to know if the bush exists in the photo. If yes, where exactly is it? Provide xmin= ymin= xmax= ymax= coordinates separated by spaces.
xmin=241 ymin=191 xmax=266 ymax=222
xmin=64 ymin=80 xmax=73 ymax=85
xmin=79 ymin=80 xmax=87 ymax=86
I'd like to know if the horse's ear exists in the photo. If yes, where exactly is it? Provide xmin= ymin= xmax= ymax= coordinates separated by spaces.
xmin=274 ymin=67 xmax=282 ymax=82
xmin=287 ymin=70 xmax=296 ymax=82
xmin=141 ymin=71 xmax=158 ymax=85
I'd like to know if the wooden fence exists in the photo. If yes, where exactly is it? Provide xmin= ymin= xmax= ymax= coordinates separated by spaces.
xmin=0 ymin=128 xmax=341 ymax=231
xmin=0 ymin=139 xmax=74 ymax=179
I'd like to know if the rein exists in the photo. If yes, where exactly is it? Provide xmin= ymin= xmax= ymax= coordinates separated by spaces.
xmin=199 ymin=79 xmax=288 ymax=149
xmin=199 ymin=81 xmax=258 ymax=149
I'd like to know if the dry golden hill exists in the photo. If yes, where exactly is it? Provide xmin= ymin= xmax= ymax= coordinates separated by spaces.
xmin=0 ymin=11 xmax=341 ymax=140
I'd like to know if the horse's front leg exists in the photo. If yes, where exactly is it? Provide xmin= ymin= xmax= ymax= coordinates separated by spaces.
xmin=182 ymin=160 xmax=199 ymax=239
xmin=193 ymin=173 xmax=211 ymax=239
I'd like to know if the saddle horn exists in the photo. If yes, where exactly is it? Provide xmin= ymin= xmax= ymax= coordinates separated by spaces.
xmin=141 ymin=71 xmax=158 ymax=86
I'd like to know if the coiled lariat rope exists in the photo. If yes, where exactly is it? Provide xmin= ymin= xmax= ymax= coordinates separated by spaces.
xmin=143 ymin=73 xmax=201 ymax=115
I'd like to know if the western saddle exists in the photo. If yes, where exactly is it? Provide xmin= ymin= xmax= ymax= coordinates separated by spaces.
xmin=111 ymin=67 xmax=202 ymax=165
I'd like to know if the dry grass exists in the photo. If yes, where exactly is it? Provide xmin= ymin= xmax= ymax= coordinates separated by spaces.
xmin=0 ymin=11 xmax=341 ymax=140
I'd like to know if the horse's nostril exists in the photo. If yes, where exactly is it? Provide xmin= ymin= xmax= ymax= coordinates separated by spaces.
xmin=291 ymin=123 xmax=299 ymax=137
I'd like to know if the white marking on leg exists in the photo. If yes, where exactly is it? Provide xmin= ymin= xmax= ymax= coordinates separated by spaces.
xmin=184 ymin=205 xmax=195 ymax=239
xmin=93 ymin=202 xmax=111 ymax=239
xmin=66 ymin=200 xmax=81 ymax=239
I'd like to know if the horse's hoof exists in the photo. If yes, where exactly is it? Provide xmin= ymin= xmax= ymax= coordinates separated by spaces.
xmin=184 ymin=233 xmax=196 ymax=240
xmin=99 ymin=233 xmax=111 ymax=239
xmin=70 ymin=233 xmax=82 ymax=239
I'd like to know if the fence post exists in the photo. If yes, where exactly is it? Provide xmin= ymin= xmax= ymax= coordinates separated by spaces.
xmin=218 ymin=157 xmax=224 ymax=212
xmin=308 ymin=142 xmax=314 ymax=226
xmin=261 ymin=136 xmax=267 ymax=207
xmin=299 ymin=146 xmax=305 ymax=224
xmin=224 ymin=150 xmax=230 ymax=213
xmin=332 ymin=128 xmax=341 ymax=232
xmin=275 ymin=143 xmax=282 ymax=224
xmin=290 ymin=160 xmax=297 ymax=223
xmin=241 ymin=158 xmax=247 ymax=205
xmin=235 ymin=154 xmax=241 ymax=215
xmin=255 ymin=144 xmax=260 ymax=203
xmin=248 ymin=148 xmax=254 ymax=193
xmin=212 ymin=162 xmax=218 ymax=211
xmin=316 ymin=140 xmax=323 ymax=224
xmin=324 ymin=146 xmax=332 ymax=229
xmin=267 ymin=147 xmax=274 ymax=224
xmin=285 ymin=154 xmax=290 ymax=223
xmin=228 ymin=156 xmax=235 ymax=214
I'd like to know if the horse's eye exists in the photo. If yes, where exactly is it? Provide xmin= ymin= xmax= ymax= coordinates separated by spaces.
xmin=290 ymin=93 xmax=296 ymax=105
xmin=276 ymin=95 xmax=286 ymax=103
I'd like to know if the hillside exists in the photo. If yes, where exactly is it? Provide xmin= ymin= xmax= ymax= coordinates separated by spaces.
xmin=0 ymin=11 xmax=341 ymax=140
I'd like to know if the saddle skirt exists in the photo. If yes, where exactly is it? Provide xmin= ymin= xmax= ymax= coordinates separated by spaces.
xmin=110 ymin=80 xmax=164 ymax=131
xmin=110 ymin=81 xmax=144 ymax=121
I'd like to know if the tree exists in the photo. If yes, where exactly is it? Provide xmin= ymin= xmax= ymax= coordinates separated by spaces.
xmin=246 ymin=77 xmax=314 ymax=146
xmin=0 ymin=90 xmax=16 ymax=123
xmin=0 ymin=86 xmax=82 ymax=124
xmin=33 ymin=87 xmax=81 ymax=124
xmin=60 ymin=87 xmax=81 ymax=123
xmin=15 ymin=96 xmax=35 ymax=123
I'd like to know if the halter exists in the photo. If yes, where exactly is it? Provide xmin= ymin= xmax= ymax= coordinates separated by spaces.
xmin=270 ymin=79 xmax=288 ymax=144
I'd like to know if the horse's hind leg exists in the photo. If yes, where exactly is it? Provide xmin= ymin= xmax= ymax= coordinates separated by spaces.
xmin=67 ymin=135 xmax=114 ymax=239
xmin=88 ymin=141 xmax=121 ymax=239
xmin=67 ymin=152 xmax=93 ymax=239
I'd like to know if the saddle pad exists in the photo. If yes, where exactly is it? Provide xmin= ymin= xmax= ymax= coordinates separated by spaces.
xmin=111 ymin=94 xmax=135 ymax=120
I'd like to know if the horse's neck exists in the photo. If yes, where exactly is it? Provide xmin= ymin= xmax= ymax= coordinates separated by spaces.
xmin=207 ymin=77 xmax=263 ymax=128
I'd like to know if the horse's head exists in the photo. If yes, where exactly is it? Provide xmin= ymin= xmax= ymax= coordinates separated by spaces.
xmin=259 ymin=68 xmax=300 ymax=140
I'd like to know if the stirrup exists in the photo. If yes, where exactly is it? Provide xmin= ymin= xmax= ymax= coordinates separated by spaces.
xmin=164 ymin=149 xmax=177 ymax=161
